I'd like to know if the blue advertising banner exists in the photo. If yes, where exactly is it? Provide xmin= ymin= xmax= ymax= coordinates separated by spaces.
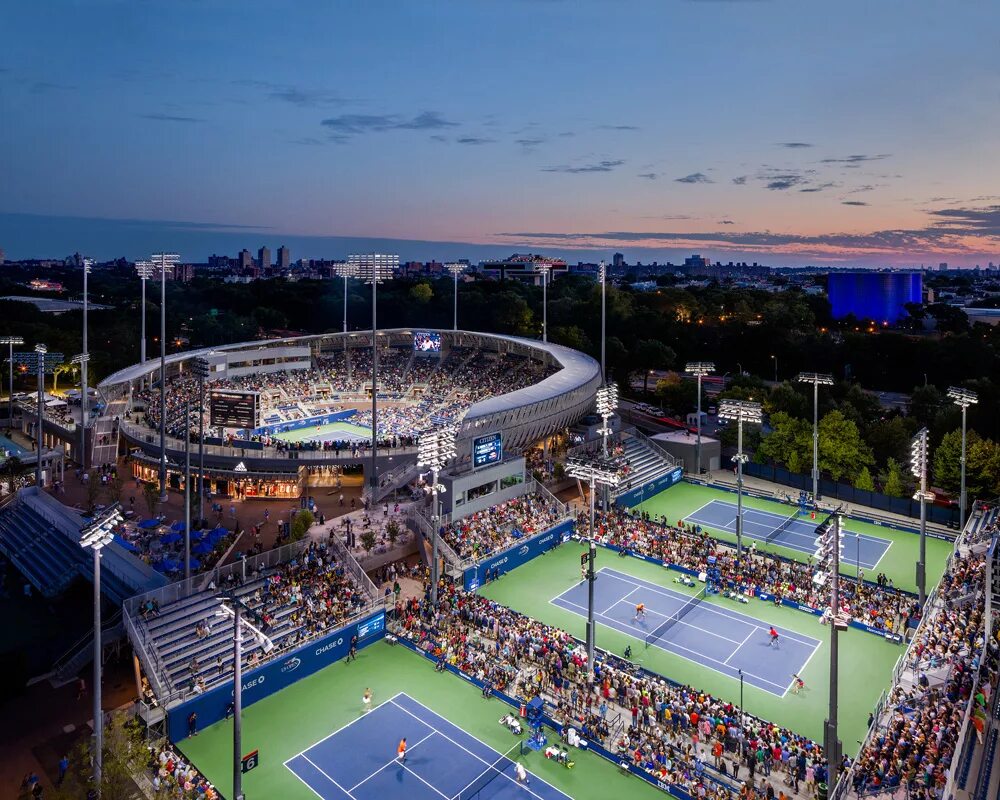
xmin=168 ymin=609 xmax=385 ymax=742
xmin=464 ymin=519 xmax=575 ymax=591
xmin=615 ymin=467 xmax=684 ymax=509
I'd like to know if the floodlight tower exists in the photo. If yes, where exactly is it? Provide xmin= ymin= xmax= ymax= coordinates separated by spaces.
xmin=597 ymin=261 xmax=608 ymax=381
xmin=335 ymin=261 xmax=359 ymax=333
xmin=911 ymin=428 xmax=933 ymax=606
xmin=190 ymin=357 xmax=210 ymax=525
xmin=349 ymin=254 xmax=398 ymax=498
xmin=685 ymin=362 xmax=715 ymax=475
xmin=135 ymin=260 xmax=154 ymax=365
xmin=418 ymin=424 xmax=458 ymax=605
xmin=947 ymin=387 xmax=978 ymax=530
xmin=152 ymin=253 xmax=180 ymax=501
xmin=25 ymin=344 xmax=63 ymax=487
xmin=534 ymin=263 xmax=553 ymax=342
xmin=565 ymin=455 xmax=621 ymax=675
xmin=80 ymin=503 xmax=124 ymax=798
xmin=71 ymin=353 xmax=90 ymax=466
xmin=0 ymin=336 xmax=24 ymax=430
xmin=718 ymin=399 xmax=763 ymax=566
xmin=813 ymin=509 xmax=846 ymax=785
xmin=446 ymin=263 xmax=466 ymax=331
xmin=797 ymin=372 xmax=834 ymax=503
xmin=596 ymin=383 xmax=619 ymax=511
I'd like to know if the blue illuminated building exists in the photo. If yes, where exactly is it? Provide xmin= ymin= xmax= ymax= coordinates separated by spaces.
xmin=827 ymin=271 xmax=922 ymax=324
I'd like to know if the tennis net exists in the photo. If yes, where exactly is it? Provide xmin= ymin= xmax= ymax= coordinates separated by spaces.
xmin=765 ymin=511 xmax=800 ymax=545
xmin=644 ymin=586 xmax=707 ymax=648
xmin=451 ymin=742 xmax=522 ymax=800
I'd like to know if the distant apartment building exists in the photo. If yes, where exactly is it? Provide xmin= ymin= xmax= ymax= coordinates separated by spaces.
xmin=613 ymin=252 xmax=625 ymax=268
xmin=239 ymin=249 xmax=253 ymax=270
xmin=277 ymin=245 xmax=290 ymax=270
xmin=258 ymin=246 xmax=271 ymax=271
xmin=478 ymin=253 xmax=568 ymax=284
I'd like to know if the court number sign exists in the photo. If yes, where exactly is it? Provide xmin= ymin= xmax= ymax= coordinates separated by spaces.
xmin=242 ymin=750 xmax=259 ymax=773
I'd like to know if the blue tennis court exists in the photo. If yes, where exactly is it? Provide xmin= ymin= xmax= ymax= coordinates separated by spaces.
xmin=684 ymin=499 xmax=891 ymax=570
xmin=285 ymin=692 xmax=572 ymax=800
xmin=552 ymin=568 xmax=821 ymax=697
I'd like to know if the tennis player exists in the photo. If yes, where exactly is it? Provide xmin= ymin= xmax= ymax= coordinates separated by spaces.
xmin=397 ymin=737 xmax=407 ymax=763
xmin=768 ymin=626 xmax=780 ymax=648
xmin=515 ymin=762 xmax=529 ymax=785
xmin=792 ymin=674 xmax=805 ymax=693
xmin=634 ymin=602 xmax=646 ymax=622
xmin=362 ymin=687 xmax=373 ymax=713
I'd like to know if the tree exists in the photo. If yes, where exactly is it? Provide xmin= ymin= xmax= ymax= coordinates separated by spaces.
xmin=290 ymin=509 xmax=315 ymax=541
xmin=634 ymin=339 xmax=676 ymax=394
xmin=882 ymin=457 xmax=908 ymax=498
xmin=757 ymin=412 xmax=812 ymax=473
xmin=2 ymin=455 xmax=27 ymax=495
xmin=360 ymin=529 xmax=377 ymax=555
xmin=409 ymin=283 xmax=433 ymax=304
xmin=854 ymin=466 xmax=875 ymax=492
xmin=818 ymin=410 xmax=873 ymax=482
xmin=763 ymin=382 xmax=810 ymax=419
xmin=85 ymin=473 xmax=104 ymax=515
xmin=106 ymin=473 xmax=124 ymax=505
xmin=932 ymin=428 xmax=980 ymax=494
xmin=387 ymin=519 xmax=401 ymax=547
xmin=967 ymin=438 xmax=1000 ymax=500
xmin=51 ymin=361 xmax=77 ymax=392
xmin=909 ymin=385 xmax=945 ymax=428
xmin=50 ymin=711 xmax=148 ymax=800
xmin=865 ymin=414 xmax=915 ymax=470
xmin=142 ymin=481 xmax=161 ymax=519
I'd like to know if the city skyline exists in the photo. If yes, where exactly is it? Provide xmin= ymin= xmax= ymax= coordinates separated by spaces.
xmin=3 ymin=1 xmax=1000 ymax=266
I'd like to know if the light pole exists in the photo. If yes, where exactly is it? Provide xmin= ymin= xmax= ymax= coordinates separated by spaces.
xmin=446 ymin=263 xmax=466 ymax=331
xmin=947 ymin=387 xmax=978 ymax=530
xmin=18 ymin=345 xmax=62 ymax=488
xmin=910 ymin=428 xmax=932 ymax=606
xmin=770 ymin=354 xmax=778 ymax=383
xmin=335 ymin=262 xmax=359 ymax=334
xmin=685 ymin=362 xmax=715 ymax=475
xmin=598 ymin=261 xmax=608 ymax=381
xmin=797 ymin=372 xmax=834 ymax=503
xmin=216 ymin=594 xmax=273 ymax=800
xmin=80 ymin=503 xmax=124 ymax=798
xmin=152 ymin=253 xmax=179 ymax=502
xmin=72 ymin=353 xmax=90 ymax=467
xmin=814 ymin=510 xmax=845 ymax=785
xmin=534 ymin=263 xmax=553 ymax=342
xmin=565 ymin=454 xmax=621 ymax=676
xmin=184 ymin=396 xmax=192 ymax=580
xmin=417 ymin=424 xmax=458 ymax=606
xmin=718 ymin=399 xmax=763 ymax=567
xmin=135 ymin=261 xmax=154 ymax=367
xmin=0 ymin=336 xmax=24 ymax=430
xmin=596 ymin=383 xmax=619 ymax=511
xmin=349 ymin=254 xmax=398 ymax=499
xmin=190 ymin=357 xmax=210 ymax=525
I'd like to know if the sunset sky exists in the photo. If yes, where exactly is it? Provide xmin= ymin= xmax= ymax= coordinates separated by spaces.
xmin=2 ymin=0 xmax=999 ymax=266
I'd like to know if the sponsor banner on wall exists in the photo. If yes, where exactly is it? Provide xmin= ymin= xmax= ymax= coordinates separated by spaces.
xmin=464 ymin=520 xmax=574 ymax=591
xmin=615 ymin=466 xmax=684 ymax=509
xmin=168 ymin=609 xmax=385 ymax=742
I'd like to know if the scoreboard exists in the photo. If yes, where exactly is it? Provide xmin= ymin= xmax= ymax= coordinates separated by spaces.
xmin=209 ymin=390 xmax=260 ymax=429
xmin=472 ymin=431 xmax=503 ymax=469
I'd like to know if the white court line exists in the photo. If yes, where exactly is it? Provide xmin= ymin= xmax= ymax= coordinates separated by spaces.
xmin=348 ymin=730 xmax=438 ymax=792
xmin=389 ymin=697 xmax=570 ymax=800
xmin=602 ymin=597 xmax=746 ymax=646
xmin=601 ymin=586 xmax=640 ymax=616
xmin=600 ymin=567 xmax=820 ymax=647
xmin=723 ymin=629 xmax=756 ymax=665
xmin=553 ymin=596 xmax=790 ymax=693
xmin=302 ymin=753 xmax=357 ymax=800
xmin=285 ymin=763 xmax=331 ymax=800
xmin=398 ymin=761 xmax=450 ymax=799
xmin=787 ymin=636 xmax=824 ymax=693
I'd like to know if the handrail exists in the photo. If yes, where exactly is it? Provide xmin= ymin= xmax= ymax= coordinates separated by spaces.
xmin=51 ymin=609 xmax=124 ymax=675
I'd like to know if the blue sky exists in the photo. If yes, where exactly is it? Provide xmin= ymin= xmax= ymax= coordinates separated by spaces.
xmin=2 ymin=0 xmax=999 ymax=266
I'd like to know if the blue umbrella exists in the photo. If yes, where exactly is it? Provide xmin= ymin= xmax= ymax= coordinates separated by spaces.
xmin=170 ymin=521 xmax=186 ymax=533
xmin=212 ymin=525 xmax=228 ymax=534
xmin=138 ymin=518 xmax=161 ymax=530
xmin=159 ymin=531 xmax=182 ymax=545
xmin=159 ymin=557 xmax=181 ymax=572
xmin=192 ymin=540 xmax=213 ymax=555
xmin=208 ymin=529 xmax=228 ymax=544
xmin=186 ymin=558 xmax=201 ymax=571
xmin=113 ymin=534 xmax=139 ymax=553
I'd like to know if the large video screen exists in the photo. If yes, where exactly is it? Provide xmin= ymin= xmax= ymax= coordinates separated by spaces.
xmin=413 ymin=331 xmax=442 ymax=354
xmin=473 ymin=431 xmax=503 ymax=469
xmin=209 ymin=390 xmax=260 ymax=430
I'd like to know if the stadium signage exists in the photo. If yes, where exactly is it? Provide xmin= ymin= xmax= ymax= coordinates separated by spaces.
xmin=464 ymin=520 xmax=574 ymax=591
xmin=209 ymin=389 xmax=260 ymax=430
xmin=472 ymin=431 xmax=503 ymax=469
xmin=615 ymin=466 xmax=685 ymax=509
xmin=167 ymin=609 xmax=385 ymax=742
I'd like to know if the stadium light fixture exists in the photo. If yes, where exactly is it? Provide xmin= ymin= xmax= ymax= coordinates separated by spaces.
xmin=190 ymin=356 xmax=211 ymax=525
xmin=797 ymin=372 xmax=834 ymax=503
xmin=948 ymin=387 xmax=978 ymax=530
xmin=79 ymin=503 xmax=123 ymax=797
xmin=71 ymin=353 xmax=90 ymax=453
xmin=334 ymin=261 xmax=359 ymax=334
xmin=595 ymin=382 xmax=619 ymax=511
xmin=446 ymin=263 xmax=466 ymax=331
xmin=24 ymin=343 xmax=64 ymax=488
xmin=534 ymin=263 xmax=553 ymax=343
xmin=718 ymin=399 xmax=763 ymax=566
xmin=0 ymin=335 xmax=24 ymax=431
xmin=418 ymin=424 xmax=458 ymax=606
xmin=685 ymin=362 xmax=715 ymax=476
xmin=152 ymin=253 xmax=180 ymax=501
xmin=910 ymin=428 xmax=933 ymax=606
xmin=135 ymin=260 xmax=155 ymax=366
xmin=350 ymin=254 xmax=399 ymax=499
xmin=80 ymin=259 xmax=93 ymax=468
xmin=597 ymin=261 xmax=608 ymax=381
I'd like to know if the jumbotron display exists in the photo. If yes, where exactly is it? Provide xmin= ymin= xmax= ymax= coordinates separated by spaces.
xmin=413 ymin=331 xmax=442 ymax=353
xmin=472 ymin=431 xmax=502 ymax=468
xmin=208 ymin=390 xmax=260 ymax=429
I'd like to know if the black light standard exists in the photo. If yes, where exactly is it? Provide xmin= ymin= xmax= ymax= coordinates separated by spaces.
xmin=947 ymin=387 xmax=978 ymax=530
xmin=685 ymin=362 xmax=715 ymax=475
xmin=534 ymin=263 xmax=553 ymax=343
xmin=814 ymin=509 xmax=846 ymax=785
xmin=152 ymin=253 xmax=179 ymax=501
xmin=71 ymin=353 xmax=90 ymax=467
xmin=80 ymin=504 xmax=124 ymax=798
xmin=910 ymin=428 xmax=932 ymax=606
xmin=335 ymin=262 xmax=359 ymax=334
xmin=0 ymin=336 xmax=24 ymax=430
xmin=718 ymin=399 xmax=763 ymax=567
xmin=18 ymin=345 xmax=62 ymax=487
xmin=597 ymin=261 xmax=608 ymax=381
xmin=190 ymin=357 xmax=210 ymax=525
xmin=596 ymin=383 xmax=619 ymax=512
xmin=135 ymin=261 xmax=154 ymax=368
xmin=446 ymin=264 xmax=467 ymax=331
xmin=417 ymin=423 xmax=458 ymax=606
xmin=797 ymin=372 xmax=834 ymax=503
xmin=349 ymin=254 xmax=398 ymax=500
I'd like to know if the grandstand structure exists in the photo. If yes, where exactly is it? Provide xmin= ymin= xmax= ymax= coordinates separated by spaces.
xmin=98 ymin=329 xmax=602 ymax=503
